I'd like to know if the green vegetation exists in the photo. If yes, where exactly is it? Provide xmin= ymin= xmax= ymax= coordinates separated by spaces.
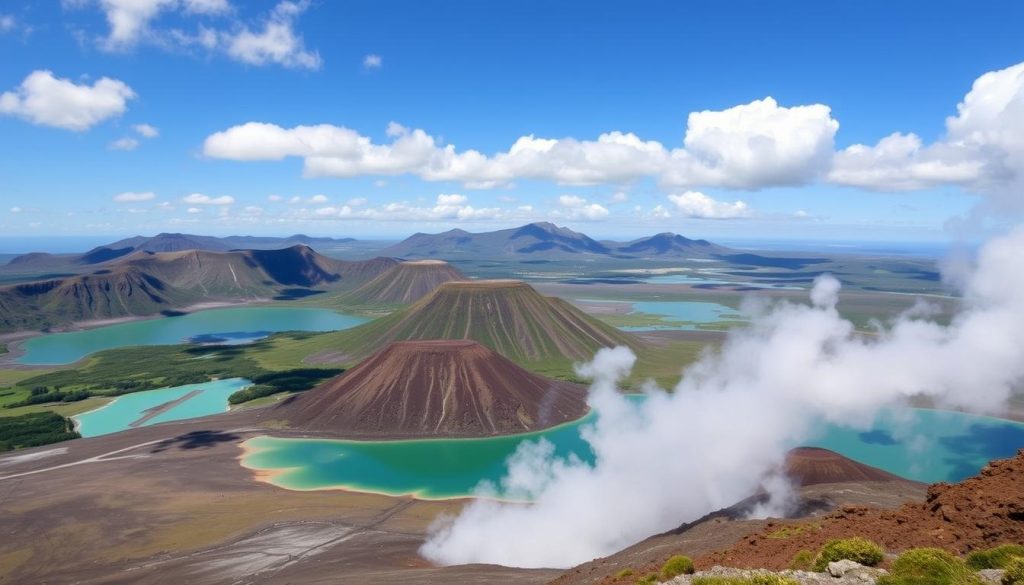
xmin=790 ymin=550 xmax=816 ymax=571
xmin=0 ymin=343 xmax=7 ymax=355
xmin=614 ymin=567 xmax=634 ymax=578
xmin=634 ymin=574 xmax=659 ymax=585
xmin=1002 ymin=557 xmax=1024 ymax=585
xmin=966 ymin=544 xmax=1024 ymax=570
xmin=661 ymin=555 xmax=695 ymax=579
xmin=0 ymin=412 xmax=79 ymax=451
xmin=877 ymin=548 xmax=981 ymax=585
xmin=813 ymin=537 xmax=885 ymax=571
xmin=767 ymin=522 xmax=821 ymax=540
xmin=692 ymin=574 xmax=799 ymax=585
xmin=227 ymin=368 xmax=342 ymax=404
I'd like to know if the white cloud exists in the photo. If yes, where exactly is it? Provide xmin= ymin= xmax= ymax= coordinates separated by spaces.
xmin=828 ymin=61 xmax=1024 ymax=210
xmin=363 ymin=54 xmax=382 ymax=69
xmin=109 ymin=137 xmax=140 ymax=150
xmin=267 ymin=194 xmax=282 ymax=201
xmin=308 ymin=193 xmax=328 ymax=203
xmin=610 ymin=191 xmax=629 ymax=202
xmin=346 ymin=197 xmax=367 ymax=206
xmin=133 ymin=123 xmax=159 ymax=137
xmin=91 ymin=0 xmax=230 ymax=51
xmin=667 ymin=191 xmax=751 ymax=219
xmin=0 ymin=70 xmax=135 ymax=131
xmin=202 ymin=97 xmax=838 ymax=190
xmin=186 ymin=207 xmax=202 ymax=214
xmin=224 ymin=1 xmax=321 ymax=70
xmin=182 ymin=192 xmax=234 ymax=205
xmin=9 ymin=206 xmax=22 ymax=213
xmin=301 ymin=194 xmax=516 ymax=223
xmin=113 ymin=191 xmax=156 ymax=202
xmin=556 ymin=194 xmax=610 ymax=220
xmin=242 ymin=205 xmax=263 ymax=215
xmin=0 ymin=14 xmax=17 ymax=33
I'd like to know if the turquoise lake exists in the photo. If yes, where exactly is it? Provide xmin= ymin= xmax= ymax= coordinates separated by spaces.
xmin=74 ymin=378 xmax=251 ymax=438
xmin=241 ymin=405 xmax=1024 ymax=499
xmin=17 ymin=306 xmax=366 ymax=365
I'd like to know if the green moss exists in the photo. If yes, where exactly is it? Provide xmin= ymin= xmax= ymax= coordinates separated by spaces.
xmin=1002 ymin=557 xmax=1024 ymax=585
xmin=966 ymin=545 xmax=1024 ymax=570
xmin=813 ymin=537 xmax=885 ymax=571
xmin=790 ymin=550 xmax=816 ymax=571
xmin=877 ymin=548 xmax=981 ymax=585
xmin=661 ymin=555 xmax=695 ymax=579
xmin=634 ymin=574 xmax=659 ymax=585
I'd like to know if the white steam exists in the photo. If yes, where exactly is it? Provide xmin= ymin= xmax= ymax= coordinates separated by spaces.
xmin=420 ymin=225 xmax=1024 ymax=569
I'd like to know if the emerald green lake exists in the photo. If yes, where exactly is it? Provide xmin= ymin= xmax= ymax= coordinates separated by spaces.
xmin=241 ymin=406 xmax=1024 ymax=499
xmin=74 ymin=378 xmax=251 ymax=437
xmin=17 ymin=307 xmax=366 ymax=365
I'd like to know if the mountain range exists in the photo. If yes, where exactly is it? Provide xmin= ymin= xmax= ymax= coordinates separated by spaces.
xmin=3 ymin=233 xmax=360 ymax=271
xmin=381 ymin=222 xmax=729 ymax=259
xmin=0 ymin=246 xmax=397 ymax=332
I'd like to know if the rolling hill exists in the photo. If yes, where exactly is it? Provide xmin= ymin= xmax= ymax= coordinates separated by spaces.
xmin=341 ymin=260 xmax=467 ymax=305
xmin=0 ymin=246 xmax=398 ymax=331
xmin=323 ymin=279 xmax=640 ymax=365
xmin=275 ymin=340 xmax=589 ymax=437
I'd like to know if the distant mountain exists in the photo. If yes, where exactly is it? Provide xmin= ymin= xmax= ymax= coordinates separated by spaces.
xmin=341 ymin=260 xmax=467 ymax=305
xmin=381 ymin=222 xmax=614 ymax=259
xmin=3 ymin=233 xmax=360 ymax=271
xmin=381 ymin=222 xmax=726 ymax=259
xmin=0 ymin=246 xmax=397 ymax=332
xmin=615 ymin=232 xmax=728 ymax=257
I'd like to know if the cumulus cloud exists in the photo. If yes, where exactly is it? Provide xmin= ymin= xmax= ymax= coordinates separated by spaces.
xmin=0 ymin=70 xmax=135 ymax=131
xmin=182 ymin=192 xmax=234 ymax=205
xmin=302 ymin=194 xmax=518 ymax=223
xmin=422 ymin=225 xmax=1024 ymax=568
xmin=224 ymin=1 xmax=320 ymax=69
xmin=109 ymin=137 xmax=140 ymax=150
xmin=90 ymin=0 xmax=230 ymax=50
xmin=556 ymin=194 xmax=610 ymax=220
xmin=113 ymin=191 xmax=156 ymax=202
xmin=0 ymin=14 xmax=17 ymax=33
xmin=201 ymin=97 xmax=839 ymax=190
xmin=133 ymin=123 xmax=159 ymax=137
xmin=9 ymin=206 xmax=22 ymax=213
xmin=829 ymin=61 xmax=1024 ymax=210
xmin=667 ymin=190 xmax=751 ymax=219
xmin=363 ymin=54 xmax=382 ymax=69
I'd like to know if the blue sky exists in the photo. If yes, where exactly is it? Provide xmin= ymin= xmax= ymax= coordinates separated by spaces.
xmin=1 ymin=0 xmax=1022 ymax=244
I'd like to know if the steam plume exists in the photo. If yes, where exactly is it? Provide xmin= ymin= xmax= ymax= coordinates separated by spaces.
xmin=421 ymin=225 xmax=1024 ymax=569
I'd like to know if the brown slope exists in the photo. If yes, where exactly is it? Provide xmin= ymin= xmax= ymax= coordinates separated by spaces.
xmin=785 ymin=447 xmax=910 ymax=486
xmin=700 ymin=449 xmax=1024 ymax=570
xmin=337 ymin=279 xmax=641 ymax=363
xmin=276 ymin=340 xmax=589 ymax=437
xmin=344 ymin=260 xmax=466 ymax=305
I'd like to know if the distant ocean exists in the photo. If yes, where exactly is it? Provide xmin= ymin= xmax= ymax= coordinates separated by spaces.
xmin=0 ymin=236 xmax=120 ymax=254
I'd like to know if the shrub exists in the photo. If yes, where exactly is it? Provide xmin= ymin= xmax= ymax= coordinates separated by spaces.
xmin=877 ymin=548 xmax=981 ymax=585
xmin=634 ymin=574 xmax=659 ymax=585
xmin=1003 ymin=557 xmax=1024 ymax=585
xmin=661 ymin=555 xmax=695 ymax=579
xmin=813 ymin=537 xmax=885 ymax=571
xmin=692 ymin=578 xmax=750 ymax=585
xmin=614 ymin=568 xmax=634 ymax=579
xmin=751 ymin=574 xmax=800 ymax=585
xmin=966 ymin=545 xmax=1024 ymax=570
xmin=790 ymin=549 xmax=815 ymax=571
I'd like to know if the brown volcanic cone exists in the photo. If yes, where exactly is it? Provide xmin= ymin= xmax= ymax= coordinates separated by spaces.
xmin=785 ymin=447 xmax=909 ymax=487
xmin=277 ymin=339 xmax=589 ymax=437
xmin=700 ymin=449 xmax=1024 ymax=570
xmin=344 ymin=259 xmax=466 ymax=305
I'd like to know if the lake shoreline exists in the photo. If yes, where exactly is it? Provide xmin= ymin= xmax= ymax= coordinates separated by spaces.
xmin=0 ymin=300 xmax=266 ymax=369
